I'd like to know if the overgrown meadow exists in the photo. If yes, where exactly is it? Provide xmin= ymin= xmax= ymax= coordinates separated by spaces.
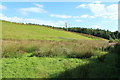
xmin=2 ymin=40 xmax=108 ymax=58
xmin=2 ymin=40 xmax=120 ymax=78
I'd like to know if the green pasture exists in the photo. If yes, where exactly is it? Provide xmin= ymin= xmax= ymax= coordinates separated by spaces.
xmin=2 ymin=21 xmax=105 ymax=41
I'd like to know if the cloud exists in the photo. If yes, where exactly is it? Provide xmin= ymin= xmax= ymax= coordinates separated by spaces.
xmin=76 ymin=4 xmax=87 ymax=8
xmin=0 ymin=13 xmax=3 ymax=17
xmin=0 ymin=4 xmax=7 ymax=10
xmin=89 ymin=16 xmax=95 ymax=18
xmin=80 ymin=15 xmax=95 ymax=18
xmin=50 ymin=14 xmax=94 ymax=19
xmin=72 ymin=16 xmax=80 ymax=19
xmin=0 ymin=14 xmax=66 ymax=27
xmin=92 ymin=1 xmax=102 ymax=4
xmin=19 ymin=4 xmax=47 ymax=15
xmin=93 ymin=25 xmax=100 ymax=29
xmin=76 ymin=1 xmax=118 ymax=20
xmin=50 ymin=14 xmax=81 ymax=19
xmin=88 ymin=2 xmax=118 ymax=20
xmin=50 ymin=14 xmax=72 ymax=18
xmin=33 ymin=3 xmax=44 ymax=8
xmin=81 ymin=14 xmax=89 ymax=18
xmin=75 ymin=20 xmax=82 ymax=22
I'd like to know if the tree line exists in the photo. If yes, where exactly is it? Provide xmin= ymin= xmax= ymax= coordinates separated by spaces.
xmin=22 ymin=22 xmax=120 ymax=40
xmin=58 ymin=27 xmax=120 ymax=40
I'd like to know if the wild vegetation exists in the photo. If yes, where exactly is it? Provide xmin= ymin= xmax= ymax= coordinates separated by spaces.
xmin=2 ymin=41 xmax=119 ymax=78
xmin=1 ymin=20 xmax=120 ymax=79
xmin=2 ymin=40 xmax=108 ymax=58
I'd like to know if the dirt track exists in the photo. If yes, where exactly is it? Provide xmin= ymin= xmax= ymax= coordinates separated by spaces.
xmin=108 ymin=43 xmax=117 ymax=46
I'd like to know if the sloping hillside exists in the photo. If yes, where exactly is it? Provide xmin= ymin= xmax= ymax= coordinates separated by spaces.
xmin=2 ymin=21 xmax=106 ymax=40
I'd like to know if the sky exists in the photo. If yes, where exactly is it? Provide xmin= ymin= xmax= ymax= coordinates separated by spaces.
xmin=0 ymin=1 xmax=118 ymax=32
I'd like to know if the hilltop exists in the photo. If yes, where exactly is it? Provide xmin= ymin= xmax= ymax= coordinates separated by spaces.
xmin=2 ymin=20 xmax=106 ymax=41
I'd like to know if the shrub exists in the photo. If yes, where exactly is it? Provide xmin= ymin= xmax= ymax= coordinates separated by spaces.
xmin=114 ymin=42 xmax=120 ymax=54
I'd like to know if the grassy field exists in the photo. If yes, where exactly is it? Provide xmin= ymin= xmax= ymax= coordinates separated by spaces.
xmin=1 ymin=20 xmax=119 ymax=79
xmin=2 ymin=52 xmax=118 ymax=78
xmin=2 ymin=20 xmax=106 ymax=41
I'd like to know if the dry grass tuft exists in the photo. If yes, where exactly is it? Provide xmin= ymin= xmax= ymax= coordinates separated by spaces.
xmin=2 ymin=40 xmax=108 ymax=58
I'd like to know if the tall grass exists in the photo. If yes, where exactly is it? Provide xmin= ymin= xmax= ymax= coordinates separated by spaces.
xmin=2 ymin=40 xmax=108 ymax=58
